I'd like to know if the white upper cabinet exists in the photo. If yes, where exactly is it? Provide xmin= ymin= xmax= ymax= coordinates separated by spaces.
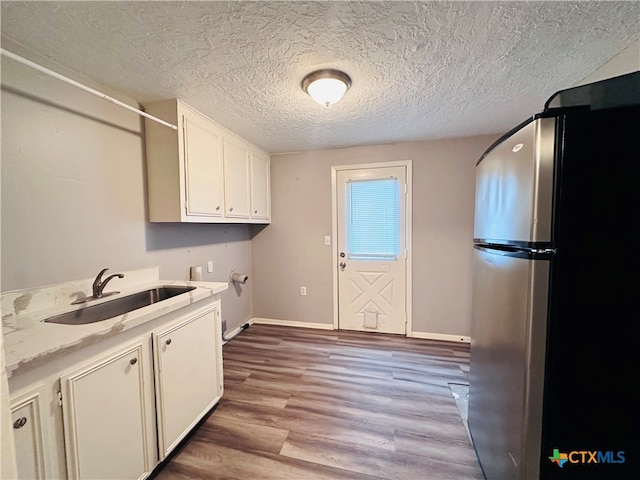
xmin=223 ymin=136 xmax=251 ymax=219
xmin=250 ymin=151 xmax=270 ymax=221
xmin=144 ymin=99 xmax=270 ymax=224
xmin=183 ymin=112 xmax=224 ymax=218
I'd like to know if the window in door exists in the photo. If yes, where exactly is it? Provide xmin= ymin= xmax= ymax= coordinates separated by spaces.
xmin=346 ymin=177 xmax=400 ymax=261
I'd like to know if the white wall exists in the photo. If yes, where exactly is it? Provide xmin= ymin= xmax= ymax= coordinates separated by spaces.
xmin=577 ymin=39 xmax=639 ymax=85
xmin=252 ymin=135 xmax=497 ymax=338
xmin=250 ymin=40 xmax=639 ymax=339
xmin=0 ymin=55 xmax=252 ymax=333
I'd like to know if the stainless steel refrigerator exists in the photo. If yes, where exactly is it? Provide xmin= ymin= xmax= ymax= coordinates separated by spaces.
xmin=469 ymin=72 xmax=639 ymax=480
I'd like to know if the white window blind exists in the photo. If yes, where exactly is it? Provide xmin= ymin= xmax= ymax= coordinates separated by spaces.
xmin=346 ymin=177 xmax=399 ymax=260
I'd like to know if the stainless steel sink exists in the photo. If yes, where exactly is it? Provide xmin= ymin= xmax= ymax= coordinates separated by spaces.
xmin=43 ymin=286 xmax=196 ymax=325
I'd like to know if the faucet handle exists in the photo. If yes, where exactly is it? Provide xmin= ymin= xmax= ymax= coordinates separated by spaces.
xmin=93 ymin=268 xmax=109 ymax=285
xmin=92 ymin=268 xmax=110 ymax=297
xmin=72 ymin=269 xmax=124 ymax=304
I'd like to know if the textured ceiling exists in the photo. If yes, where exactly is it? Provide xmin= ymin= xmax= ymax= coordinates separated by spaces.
xmin=1 ymin=1 xmax=639 ymax=154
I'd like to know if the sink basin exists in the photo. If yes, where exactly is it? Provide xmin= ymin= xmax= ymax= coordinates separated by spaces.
xmin=43 ymin=286 xmax=196 ymax=325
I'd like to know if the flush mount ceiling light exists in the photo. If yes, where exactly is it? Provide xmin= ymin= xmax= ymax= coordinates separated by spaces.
xmin=302 ymin=69 xmax=352 ymax=107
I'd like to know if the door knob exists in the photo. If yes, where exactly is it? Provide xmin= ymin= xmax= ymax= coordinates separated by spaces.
xmin=339 ymin=262 xmax=346 ymax=270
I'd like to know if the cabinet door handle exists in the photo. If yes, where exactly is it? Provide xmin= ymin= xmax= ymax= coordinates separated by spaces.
xmin=229 ymin=207 xmax=234 ymax=212
xmin=254 ymin=210 xmax=258 ymax=214
xmin=165 ymin=339 xmax=172 ymax=346
xmin=129 ymin=358 xmax=138 ymax=366
xmin=13 ymin=417 xmax=27 ymax=429
xmin=216 ymin=206 xmax=220 ymax=211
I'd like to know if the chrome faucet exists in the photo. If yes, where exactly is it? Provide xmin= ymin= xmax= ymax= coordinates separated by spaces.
xmin=93 ymin=268 xmax=124 ymax=298
xmin=71 ymin=268 xmax=125 ymax=305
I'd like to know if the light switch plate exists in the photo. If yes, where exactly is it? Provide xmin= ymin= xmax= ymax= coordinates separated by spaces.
xmin=207 ymin=260 xmax=214 ymax=273
xmin=324 ymin=235 xmax=331 ymax=246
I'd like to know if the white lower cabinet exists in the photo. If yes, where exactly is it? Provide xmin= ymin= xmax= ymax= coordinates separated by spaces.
xmin=153 ymin=305 xmax=223 ymax=459
xmin=8 ymin=301 xmax=224 ymax=479
xmin=30 ymin=300 xmax=224 ymax=479
xmin=11 ymin=387 xmax=48 ymax=480
xmin=60 ymin=339 xmax=155 ymax=480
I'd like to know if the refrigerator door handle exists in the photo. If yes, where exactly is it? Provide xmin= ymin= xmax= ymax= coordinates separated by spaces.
xmin=530 ymin=248 xmax=556 ymax=255
xmin=474 ymin=243 xmax=555 ymax=259
xmin=475 ymin=243 xmax=525 ymax=253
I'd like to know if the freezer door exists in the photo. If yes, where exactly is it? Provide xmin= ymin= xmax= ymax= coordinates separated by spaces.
xmin=469 ymin=247 xmax=549 ymax=480
xmin=474 ymin=117 xmax=555 ymax=245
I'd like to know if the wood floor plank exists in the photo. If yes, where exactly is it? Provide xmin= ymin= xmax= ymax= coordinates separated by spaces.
xmin=222 ymin=368 xmax=252 ymax=387
xmin=280 ymin=431 xmax=484 ymax=480
xmin=394 ymin=429 xmax=480 ymax=465
xmin=289 ymin=388 xmax=461 ymax=420
xmin=157 ymin=439 xmax=386 ymax=480
xmin=284 ymin=391 xmax=463 ymax=428
xmin=224 ymin=358 xmax=308 ymax=379
xmin=152 ymin=324 xmax=483 ymax=479
xmin=214 ymin=400 xmax=396 ymax=451
xmin=196 ymin=415 xmax=289 ymax=454
xmin=219 ymin=383 xmax=291 ymax=409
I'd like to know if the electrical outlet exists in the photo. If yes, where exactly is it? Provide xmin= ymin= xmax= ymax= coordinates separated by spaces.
xmin=207 ymin=260 xmax=214 ymax=273
xmin=300 ymin=286 xmax=307 ymax=296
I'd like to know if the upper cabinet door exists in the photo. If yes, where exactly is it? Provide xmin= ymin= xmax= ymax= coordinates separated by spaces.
xmin=250 ymin=152 xmax=270 ymax=222
xmin=182 ymin=111 xmax=224 ymax=218
xmin=223 ymin=137 xmax=250 ymax=218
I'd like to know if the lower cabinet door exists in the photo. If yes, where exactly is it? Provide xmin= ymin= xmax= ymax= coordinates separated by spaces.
xmin=11 ymin=388 xmax=46 ymax=479
xmin=60 ymin=340 xmax=154 ymax=480
xmin=153 ymin=306 xmax=219 ymax=459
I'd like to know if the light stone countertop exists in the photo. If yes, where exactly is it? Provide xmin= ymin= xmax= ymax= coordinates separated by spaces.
xmin=2 ymin=267 xmax=228 ymax=378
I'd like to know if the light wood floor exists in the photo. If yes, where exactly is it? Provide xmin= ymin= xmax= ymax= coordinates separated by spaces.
xmin=152 ymin=324 xmax=484 ymax=480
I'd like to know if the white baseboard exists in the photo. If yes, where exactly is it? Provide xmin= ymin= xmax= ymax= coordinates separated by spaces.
xmin=251 ymin=319 xmax=470 ymax=343
xmin=251 ymin=317 xmax=334 ymax=330
xmin=222 ymin=323 xmax=248 ymax=345
xmin=409 ymin=331 xmax=470 ymax=343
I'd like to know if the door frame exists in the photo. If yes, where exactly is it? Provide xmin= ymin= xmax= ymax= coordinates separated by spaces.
xmin=331 ymin=160 xmax=413 ymax=335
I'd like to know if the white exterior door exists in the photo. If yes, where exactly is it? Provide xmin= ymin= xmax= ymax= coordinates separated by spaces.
xmin=336 ymin=165 xmax=408 ymax=334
